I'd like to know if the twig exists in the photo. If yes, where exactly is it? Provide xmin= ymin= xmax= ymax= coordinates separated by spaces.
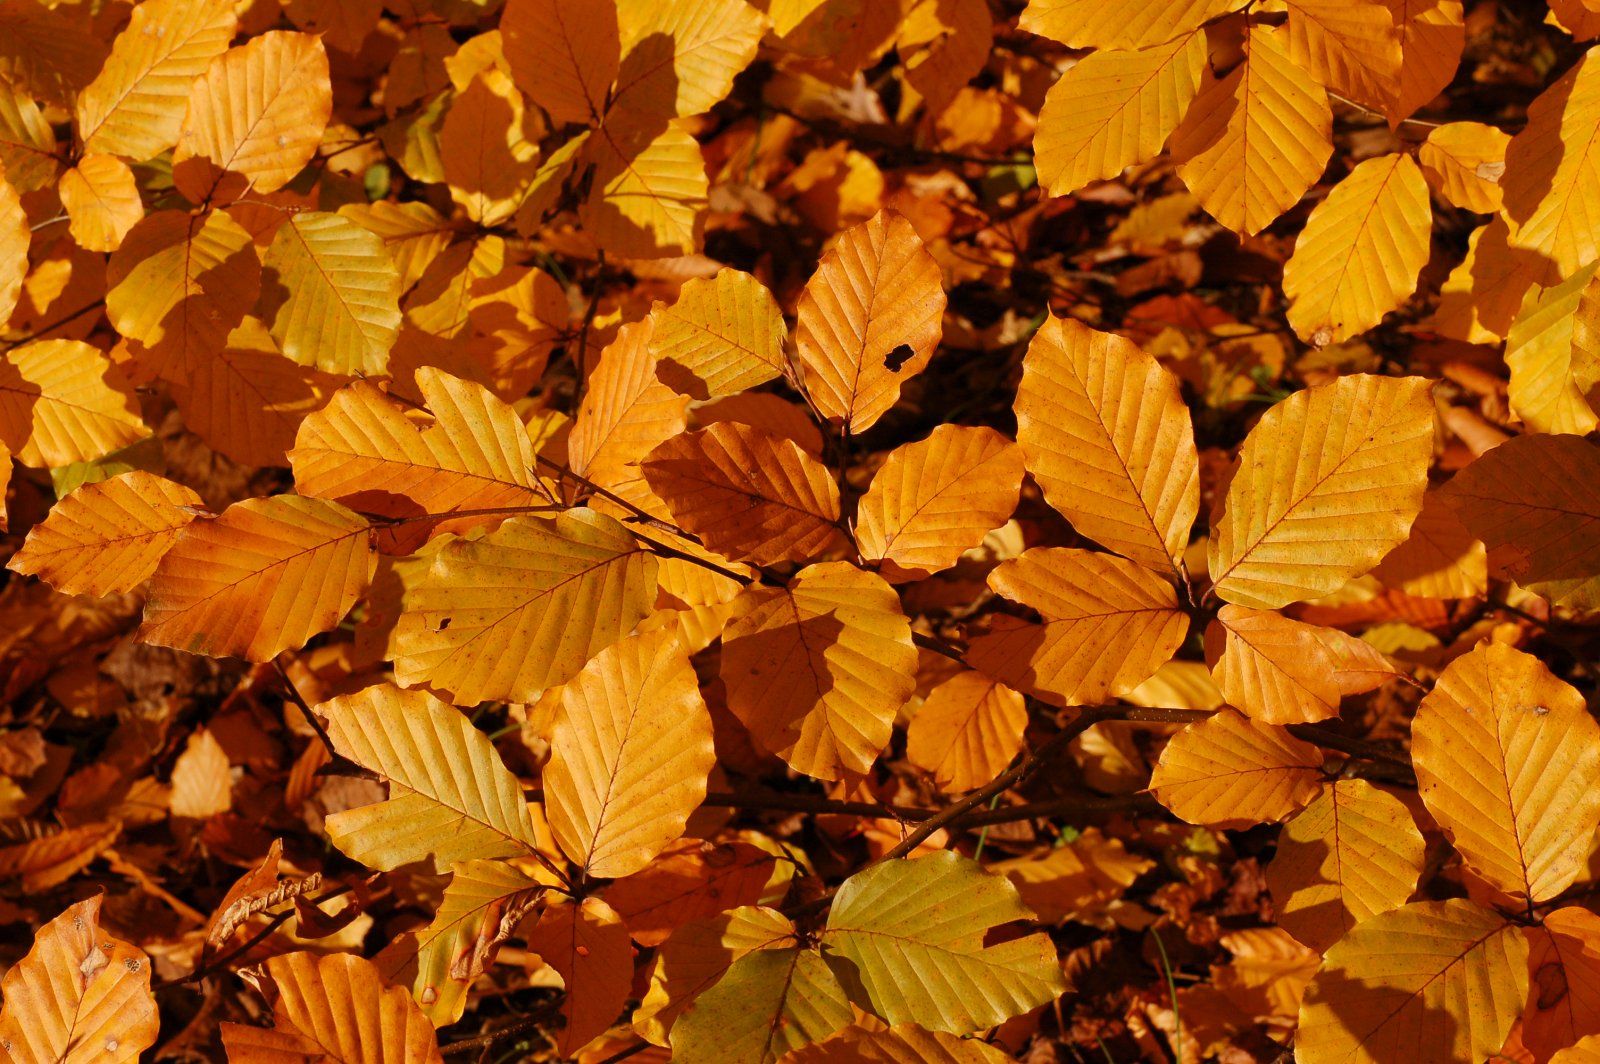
xmin=439 ymin=1001 xmax=562 ymax=1056
xmin=272 ymin=658 xmax=338 ymax=762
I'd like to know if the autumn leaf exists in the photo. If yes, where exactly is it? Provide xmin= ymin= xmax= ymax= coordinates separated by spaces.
xmin=646 ymin=267 xmax=788 ymax=400
xmin=524 ymin=897 xmax=634 ymax=1057
xmin=1411 ymin=641 xmax=1600 ymax=903
xmin=0 ymin=895 xmax=158 ymax=1064
xmin=545 ymin=628 xmax=716 ymax=878
xmin=1208 ymin=374 xmax=1435 ymax=609
xmin=1149 ymin=711 xmax=1325 ymax=828
xmin=793 ymin=208 xmax=946 ymax=434
xmin=1296 ymin=900 xmax=1527 ymax=1064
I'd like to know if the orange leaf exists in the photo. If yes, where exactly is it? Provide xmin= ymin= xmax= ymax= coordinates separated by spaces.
xmin=1148 ymin=711 xmax=1324 ymax=828
xmin=524 ymin=897 xmax=634 ymax=1058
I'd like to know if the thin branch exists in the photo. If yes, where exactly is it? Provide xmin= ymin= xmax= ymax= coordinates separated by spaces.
xmin=272 ymin=658 xmax=338 ymax=762
xmin=439 ymin=1001 xmax=562 ymax=1057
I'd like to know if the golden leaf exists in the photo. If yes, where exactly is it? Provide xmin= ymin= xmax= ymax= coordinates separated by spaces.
xmin=1283 ymin=153 xmax=1431 ymax=345
xmin=1034 ymin=30 xmax=1205 ymax=199
xmin=75 ymin=0 xmax=237 ymax=161
xmin=1418 ymin=120 xmax=1509 ymax=214
xmin=105 ymin=209 xmax=261 ymax=383
xmin=969 ymin=548 xmax=1189 ymax=707
xmin=633 ymin=906 xmax=800 ymax=1045
xmin=220 ymin=952 xmax=443 ymax=1063
xmin=1504 ymin=48 xmax=1600 ymax=282
xmin=646 ymin=268 xmax=788 ymax=400
xmin=0 ymin=340 xmax=149 ymax=467
xmin=139 ymin=495 xmax=376 ymax=661
xmin=1282 ymin=0 xmax=1402 ymax=113
xmin=1018 ymin=0 xmax=1243 ymax=49
xmin=1525 ymin=907 xmax=1600 ymax=1062
xmin=546 ymin=629 xmax=716 ymax=878
xmin=1508 ymin=263 xmax=1600 ymax=436
xmin=1014 ymin=316 xmax=1199 ymax=574
xmin=173 ymin=31 xmax=333 ymax=202
xmin=643 ymin=422 xmax=849 ymax=565
xmin=905 ymin=670 xmax=1027 ymax=793
xmin=578 ymin=121 xmax=709 ymax=258
xmin=1204 ymin=605 xmax=1342 ymax=725
xmin=568 ymin=317 xmax=691 ymax=508
xmin=793 ymin=208 xmax=946 ymax=434
xmin=58 ymin=154 xmax=143 ymax=252
xmin=1440 ymin=433 xmax=1600 ymax=610
xmin=8 ymin=471 xmax=202 ymax=597
xmin=1385 ymin=0 xmax=1465 ymax=123
xmin=1296 ymin=899 xmax=1527 ymax=1064
xmin=1267 ymin=779 xmax=1425 ymax=953
xmin=0 ymin=896 xmax=158 ymax=1064
xmin=610 ymin=0 xmax=767 ymax=120
xmin=1412 ymin=641 xmax=1600 ymax=903
xmin=721 ymin=561 xmax=917 ymax=781
xmin=392 ymin=509 xmax=658 ymax=704
xmin=320 ymin=684 xmax=546 ymax=872
xmin=261 ymin=211 xmax=403 ymax=376
xmin=1149 ymin=710 xmax=1324 ymax=828
xmin=1369 ymin=487 xmax=1488 ymax=599
xmin=856 ymin=425 xmax=1025 ymax=582
xmin=1208 ymin=374 xmax=1435 ymax=609
xmin=1170 ymin=26 xmax=1333 ymax=236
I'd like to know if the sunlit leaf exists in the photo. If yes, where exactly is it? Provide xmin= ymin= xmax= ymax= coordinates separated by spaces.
xmin=1149 ymin=710 xmax=1324 ymax=828
xmin=1018 ymin=0 xmax=1243 ymax=49
xmin=646 ymin=268 xmax=787 ymax=400
xmin=261 ymin=211 xmax=402 ymax=376
xmin=905 ymin=670 xmax=1027 ymax=793
xmin=1411 ymin=641 xmax=1600 ymax=903
xmin=0 ymin=340 xmax=150 ymax=467
xmin=1208 ymin=374 xmax=1435 ymax=609
xmin=59 ymin=154 xmax=143 ymax=252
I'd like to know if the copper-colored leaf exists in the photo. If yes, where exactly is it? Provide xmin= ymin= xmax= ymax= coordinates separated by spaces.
xmin=1149 ymin=711 xmax=1325 ymax=828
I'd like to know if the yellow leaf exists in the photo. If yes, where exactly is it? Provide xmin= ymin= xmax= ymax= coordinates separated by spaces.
xmin=793 ymin=208 xmax=946 ymax=434
xmin=524 ymin=897 xmax=634 ymax=1058
xmin=1296 ymin=899 xmax=1527 ymax=1064
xmin=8 ymin=471 xmax=202 ymax=597
xmin=1557 ymin=1036 xmax=1600 ymax=1064
xmin=991 ymin=829 xmax=1155 ymax=924
xmin=821 ymin=851 xmax=1067 ymax=1033
xmin=855 ymin=424 xmax=1025 ymax=581
xmin=320 ymin=683 xmax=546 ymax=872
xmin=897 ymin=0 xmax=993 ymax=113
xmin=0 ymin=896 xmax=158 ymax=1064
xmin=546 ymin=629 xmax=715 ymax=878
xmin=568 ymin=317 xmax=691 ymax=508
xmin=642 ymin=422 xmax=850 ymax=565
xmin=1034 ymin=30 xmax=1206 ymax=198
xmin=1429 ymin=217 xmax=1547 ymax=343
xmin=168 ymin=317 xmax=338 ymax=468
xmin=969 ymin=548 xmax=1189 ymax=708
xmin=59 ymin=154 xmax=142 ymax=253
xmin=1440 ymin=433 xmax=1600 ymax=610
xmin=1148 ymin=710 xmax=1324 ymax=828
xmin=1018 ymin=0 xmax=1243 ymax=49
xmin=0 ymin=173 xmax=20 ymax=330
xmin=1208 ymin=374 xmax=1435 ymax=609
xmin=1170 ymin=26 xmax=1333 ymax=236
xmin=1369 ymin=487 xmax=1488 ymax=598
xmin=392 ymin=508 xmax=658 ymax=704
xmin=173 ymin=31 xmax=333 ymax=202
xmin=0 ymin=81 xmax=56 ymax=193
xmin=1412 ymin=641 xmax=1600 ymax=903
xmin=1418 ymin=120 xmax=1508 ymax=213
xmin=785 ymin=1023 xmax=1013 ymax=1063
xmin=501 ymin=0 xmax=618 ymax=125
xmin=670 ymin=943 xmax=851 ymax=1063
xmin=261 ymin=211 xmax=403 ymax=376
xmin=0 ymin=340 xmax=149 ymax=467
xmin=721 ymin=561 xmax=917 ymax=781
xmin=633 ymin=905 xmax=800 ymax=1045
xmin=75 ymin=0 xmax=238 ymax=161
xmin=578 ymin=121 xmax=709 ymax=258
xmin=0 ymin=1 xmax=105 ymax=111
xmin=1204 ymin=605 xmax=1341 ymax=725
xmin=610 ymin=0 xmax=767 ymax=120
xmin=1504 ymin=48 xmax=1600 ymax=282
xmin=1283 ymin=153 xmax=1431 ymax=344
xmin=1525 ymin=907 xmax=1600 ymax=1062
xmin=374 ymin=860 xmax=545 ymax=1027
xmin=1014 ymin=316 xmax=1200 ymax=574
xmin=1385 ymin=0 xmax=1465 ymax=123
xmin=1283 ymin=0 xmax=1401 ymax=113
xmin=647 ymin=267 xmax=787 ymax=400
xmin=905 ymin=670 xmax=1027 ymax=793
xmin=290 ymin=368 xmax=549 ymax=546
xmin=139 ymin=495 xmax=376 ymax=662
xmin=1266 ymin=779 xmax=1425 ymax=953
xmin=338 ymin=200 xmax=455 ymax=293
xmin=220 ymin=952 xmax=443 ymax=1063
xmin=1507 ymin=262 xmax=1600 ymax=435
xmin=606 ymin=837 xmax=783 ymax=947
xmin=440 ymin=69 xmax=543 ymax=226
xmin=169 ymin=727 xmax=232 ymax=819
xmin=105 ymin=209 xmax=261 ymax=383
